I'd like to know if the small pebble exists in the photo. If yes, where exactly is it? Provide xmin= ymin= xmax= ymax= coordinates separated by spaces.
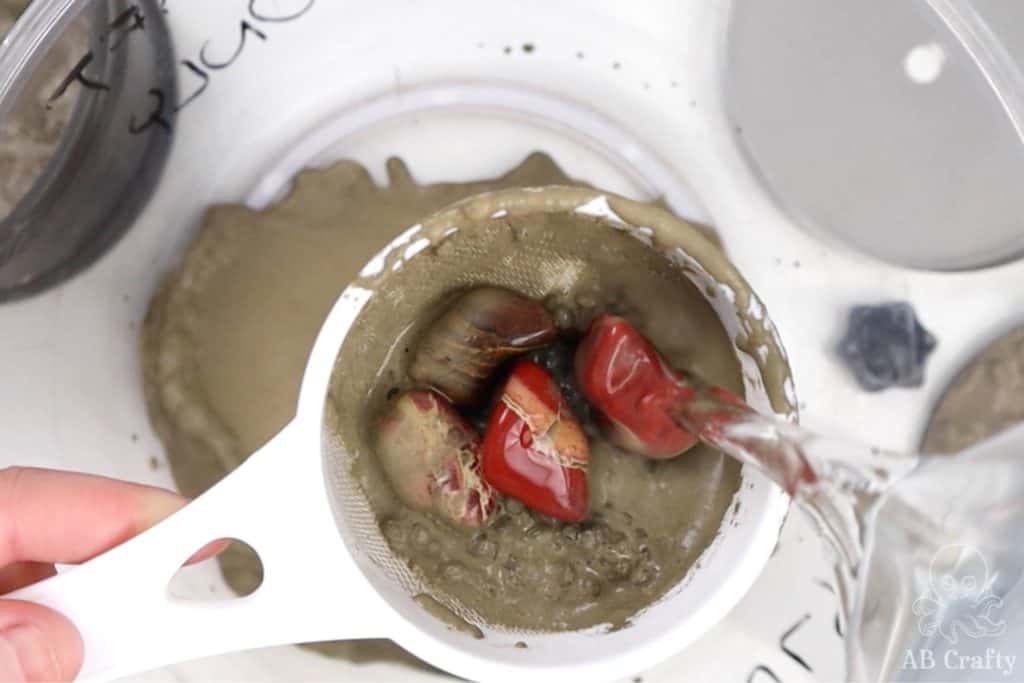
xmin=552 ymin=306 xmax=576 ymax=331
xmin=576 ymin=576 xmax=601 ymax=598
xmin=509 ymin=222 xmax=531 ymax=242
xmin=580 ymin=527 xmax=608 ymax=550
xmin=410 ymin=524 xmax=432 ymax=549
xmin=442 ymin=562 xmax=467 ymax=582
xmin=631 ymin=565 xmax=653 ymax=587
xmin=470 ymin=535 xmax=498 ymax=561
xmin=605 ymin=529 xmax=627 ymax=546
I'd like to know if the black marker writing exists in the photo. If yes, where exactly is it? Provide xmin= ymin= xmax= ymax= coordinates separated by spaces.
xmin=48 ymin=52 xmax=109 ymax=105
xmin=780 ymin=613 xmax=813 ymax=672
xmin=747 ymin=665 xmax=782 ymax=683
xmin=248 ymin=0 xmax=315 ymax=22
xmin=174 ymin=60 xmax=209 ymax=112
xmin=53 ymin=0 xmax=318 ymax=134
xmin=108 ymin=5 xmax=147 ymax=51
xmin=129 ymin=88 xmax=171 ymax=135
xmin=200 ymin=20 xmax=267 ymax=70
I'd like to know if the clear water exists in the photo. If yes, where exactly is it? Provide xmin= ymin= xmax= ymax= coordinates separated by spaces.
xmin=672 ymin=395 xmax=1024 ymax=682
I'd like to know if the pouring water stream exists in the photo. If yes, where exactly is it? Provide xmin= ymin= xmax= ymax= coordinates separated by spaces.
xmin=669 ymin=383 xmax=1024 ymax=681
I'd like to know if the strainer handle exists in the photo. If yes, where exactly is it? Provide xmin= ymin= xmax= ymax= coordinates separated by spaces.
xmin=6 ymin=421 xmax=388 ymax=681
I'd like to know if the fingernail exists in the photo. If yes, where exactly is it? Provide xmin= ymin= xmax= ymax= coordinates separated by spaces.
xmin=137 ymin=490 xmax=189 ymax=533
xmin=0 ymin=623 xmax=59 ymax=682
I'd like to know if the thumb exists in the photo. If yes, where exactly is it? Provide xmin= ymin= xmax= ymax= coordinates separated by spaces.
xmin=0 ymin=599 xmax=82 ymax=682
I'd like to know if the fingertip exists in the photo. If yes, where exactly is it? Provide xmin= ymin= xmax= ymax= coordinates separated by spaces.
xmin=186 ymin=538 xmax=232 ymax=565
xmin=0 ymin=600 xmax=82 ymax=682
xmin=0 ymin=468 xmax=193 ymax=566
xmin=135 ymin=488 xmax=189 ymax=535
xmin=138 ymin=491 xmax=229 ymax=565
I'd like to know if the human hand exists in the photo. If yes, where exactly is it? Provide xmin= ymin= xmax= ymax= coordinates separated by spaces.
xmin=0 ymin=467 xmax=193 ymax=682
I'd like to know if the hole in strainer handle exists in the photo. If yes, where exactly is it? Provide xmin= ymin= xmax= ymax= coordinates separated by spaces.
xmin=6 ymin=423 xmax=386 ymax=681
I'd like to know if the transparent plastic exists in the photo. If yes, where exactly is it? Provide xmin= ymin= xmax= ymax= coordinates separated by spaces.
xmin=726 ymin=0 xmax=1024 ymax=270
xmin=0 ymin=0 xmax=174 ymax=300
xmin=673 ymin=388 xmax=1024 ymax=682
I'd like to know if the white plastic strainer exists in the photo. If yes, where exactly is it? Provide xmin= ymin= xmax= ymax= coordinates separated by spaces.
xmin=11 ymin=187 xmax=793 ymax=683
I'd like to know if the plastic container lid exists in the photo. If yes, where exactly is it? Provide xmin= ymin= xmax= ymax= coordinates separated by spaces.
xmin=726 ymin=0 xmax=1024 ymax=271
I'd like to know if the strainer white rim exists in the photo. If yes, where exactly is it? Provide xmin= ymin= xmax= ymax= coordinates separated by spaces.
xmin=303 ymin=186 xmax=794 ymax=681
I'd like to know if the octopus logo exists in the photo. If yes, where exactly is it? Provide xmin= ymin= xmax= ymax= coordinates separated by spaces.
xmin=912 ymin=544 xmax=1006 ymax=644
